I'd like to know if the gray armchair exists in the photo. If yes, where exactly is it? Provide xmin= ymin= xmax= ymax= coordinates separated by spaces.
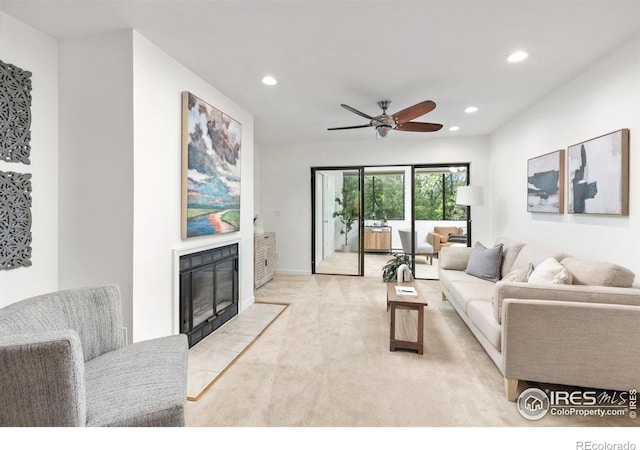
xmin=398 ymin=229 xmax=434 ymax=264
xmin=0 ymin=285 xmax=188 ymax=427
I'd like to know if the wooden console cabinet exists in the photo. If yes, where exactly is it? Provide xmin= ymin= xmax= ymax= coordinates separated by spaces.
xmin=254 ymin=232 xmax=276 ymax=289
xmin=364 ymin=226 xmax=391 ymax=253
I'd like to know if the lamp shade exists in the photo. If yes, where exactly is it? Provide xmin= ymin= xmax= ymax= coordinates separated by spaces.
xmin=456 ymin=185 xmax=484 ymax=206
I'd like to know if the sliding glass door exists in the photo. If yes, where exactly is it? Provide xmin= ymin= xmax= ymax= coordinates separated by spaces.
xmin=311 ymin=168 xmax=363 ymax=276
xmin=412 ymin=164 xmax=468 ymax=279
xmin=311 ymin=163 xmax=471 ymax=280
xmin=362 ymin=166 xmax=409 ymax=277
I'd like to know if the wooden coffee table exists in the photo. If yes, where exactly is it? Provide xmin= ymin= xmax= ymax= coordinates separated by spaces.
xmin=386 ymin=281 xmax=429 ymax=354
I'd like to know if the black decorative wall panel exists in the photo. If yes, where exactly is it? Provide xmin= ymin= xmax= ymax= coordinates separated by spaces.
xmin=0 ymin=59 xmax=32 ymax=164
xmin=0 ymin=171 xmax=32 ymax=269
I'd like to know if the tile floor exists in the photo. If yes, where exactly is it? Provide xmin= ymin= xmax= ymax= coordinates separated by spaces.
xmin=186 ymin=302 xmax=288 ymax=400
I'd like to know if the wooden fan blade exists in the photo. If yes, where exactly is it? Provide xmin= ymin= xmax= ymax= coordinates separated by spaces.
xmin=392 ymin=100 xmax=436 ymax=124
xmin=394 ymin=121 xmax=443 ymax=132
xmin=341 ymin=104 xmax=376 ymax=120
xmin=327 ymin=124 xmax=372 ymax=130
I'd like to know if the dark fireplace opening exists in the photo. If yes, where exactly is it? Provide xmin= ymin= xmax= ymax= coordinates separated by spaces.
xmin=179 ymin=243 xmax=239 ymax=348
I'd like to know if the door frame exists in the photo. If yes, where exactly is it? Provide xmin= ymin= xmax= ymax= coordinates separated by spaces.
xmin=311 ymin=167 xmax=364 ymax=276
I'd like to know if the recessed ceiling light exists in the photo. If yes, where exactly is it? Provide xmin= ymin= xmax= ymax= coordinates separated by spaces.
xmin=449 ymin=126 xmax=460 ymax=131
xmin=262 ymin=75 xmax=277 ymax=86
xmin=507 ymin=51 xmax=528 ymax=63
xmin=464 ymin=106 xmax=478 ymax=114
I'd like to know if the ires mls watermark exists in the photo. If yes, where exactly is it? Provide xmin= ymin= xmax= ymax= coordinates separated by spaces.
xmin=516 ymin=387 xmax=637 ymax=420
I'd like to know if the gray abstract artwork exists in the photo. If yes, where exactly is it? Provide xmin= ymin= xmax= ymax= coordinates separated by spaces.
xmin=527 ymin=150 xmax=564 ymax=213
xmin=568 ymin=129 xmax=629 ymax=215
xmin=0 ymin=59 xmax=32 ymax=164
xmin=0 ymin=171 xmax=32 ymax=269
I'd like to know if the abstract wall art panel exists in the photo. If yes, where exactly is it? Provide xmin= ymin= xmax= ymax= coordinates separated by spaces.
xmin=568 ymin=129 xmax=629 ymax=215
xmin=527 ymin=150 xmax=565 ymax=213
xmin=0 ymin=171 xmax=32 ymax=269
xmin=181 ymin=92 xmax=242 ymax=238
xmin=0 ymin=59 xmax=32 ymax=164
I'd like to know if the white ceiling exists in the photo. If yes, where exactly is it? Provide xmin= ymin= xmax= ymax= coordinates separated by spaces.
xmin=3 ymin=1 xmax=640 ymax=147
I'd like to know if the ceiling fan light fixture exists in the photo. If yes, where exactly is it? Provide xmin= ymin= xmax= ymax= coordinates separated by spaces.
xmin=464 ymin=106 xmax=478 ymax=114
xmin=449 ymin=126 xmax=460 ymax=131
xmin=327 ymin=99 xmax=442 ymax=139
xmin=375 ymin=125 xmax=392 ymax=139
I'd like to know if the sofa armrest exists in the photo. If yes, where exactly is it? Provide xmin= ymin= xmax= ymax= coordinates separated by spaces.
xmin=502 ymin=299 xmax=640 ymax=392
xmin=492 ymin=281 xmax=640 ymax=324
xmin=0 ymin=330 xmax=87 ymax=426
xmin=439 ymin=246 xmax=473 ymax=270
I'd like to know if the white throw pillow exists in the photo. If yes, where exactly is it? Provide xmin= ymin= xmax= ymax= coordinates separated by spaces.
xmin=528 ymin=257 xmax=573 ymax=285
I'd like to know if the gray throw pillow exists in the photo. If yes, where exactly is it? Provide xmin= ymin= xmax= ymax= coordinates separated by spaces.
xmin=465 ymin=241 xmax=504 ymax=282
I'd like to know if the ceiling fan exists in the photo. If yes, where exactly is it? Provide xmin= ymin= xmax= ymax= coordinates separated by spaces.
xmin=327 ymin=100 xmax=443 ymax=139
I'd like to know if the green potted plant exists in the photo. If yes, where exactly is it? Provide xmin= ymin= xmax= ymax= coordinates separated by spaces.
xmin=333 ymin=187 xmax=358 ymax=252
xmin=382 ymin=253 xmax=412 ymax=282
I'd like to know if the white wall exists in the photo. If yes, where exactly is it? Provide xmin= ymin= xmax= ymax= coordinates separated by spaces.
xmin=58 ymin=29 xmax=254 ymax=342
xmin=490 ymin=33 xmax=640 ymax=282
xmin=0 ymin=13 xmax=58 ymax=307
xmin=259 ymin=136 xmax=490 ymax=274
xmin=132 ymin=31 xmax=254 ymax=342
xmin=58 ymin=30 xmax=135 ymax=335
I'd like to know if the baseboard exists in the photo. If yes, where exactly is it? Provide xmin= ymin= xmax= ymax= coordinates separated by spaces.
xmin=239 ymin=295 xmax=255 ymax=313
xmin=275 ymin=269 xmax=312 ymax=276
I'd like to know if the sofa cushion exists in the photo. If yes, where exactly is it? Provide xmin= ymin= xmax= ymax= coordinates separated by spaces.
xmin=439 ymin=246 xmax=473 ymax=270
xmin=84 ymin=334 xmax=187 ymax=427
xmin=465 ymin=242 xmax=503 ymax=282
xmin=495 ymin=237 xmax=526 ymax=278
xmin=561 ymin=257 xmax=635 ymax=288
xmin=512 ymin=244 xmax=566 ymax=270
xmin=443 ymin=272 xmax=496 ymax=313
xmin=467 ymin=301 xmax=501 ymax=351
xmin=528 ymin=257 xmax=573 ymax=285
xmin=502 ymin=263 xmax=534 ymax=283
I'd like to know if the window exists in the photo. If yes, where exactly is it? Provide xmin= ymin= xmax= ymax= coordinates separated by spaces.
xmin=415 ymin=170 xmax=467 ymax=220
xmin=345 ymin=172 xmax=405 ymax=221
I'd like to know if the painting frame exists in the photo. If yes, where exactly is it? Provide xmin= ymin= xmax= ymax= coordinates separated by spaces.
xmin=567 ymin=129 xmax=629 ymax=216
xmin=181 ymin=91 xmax=242 ymax=239
xmin=527 ymin=149 xmax=565 ymax=213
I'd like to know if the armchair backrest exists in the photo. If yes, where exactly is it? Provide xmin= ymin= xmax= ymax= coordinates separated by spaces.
xmin=0 ymin=285 xmax=125 ymax=362
xmin=398 ymin=229 xmax=415 ymax=254
xmin=433 ymin=226 xmax=463 ymax=243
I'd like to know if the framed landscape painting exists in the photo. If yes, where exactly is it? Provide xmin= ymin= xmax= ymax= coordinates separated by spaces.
xmin=567 ymin=129 xmax=629 ymax=215
xmin=527 ymin=150 xmax=565 ymax=213
xmin=181 ymin=92 xmax=242 ymax=238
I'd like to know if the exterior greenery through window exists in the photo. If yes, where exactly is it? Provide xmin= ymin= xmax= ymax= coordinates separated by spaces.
xmin=415 ymin=171 xmax=467 ymax=220
xmin=344 ymin=173 xmax=405 ymax=221
xmin=342 ymin=169 xmax=466 ymax=221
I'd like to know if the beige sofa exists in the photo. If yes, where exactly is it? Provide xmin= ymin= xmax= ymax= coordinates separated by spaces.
xmin=439 ymin=237 xmax=640 ymax=401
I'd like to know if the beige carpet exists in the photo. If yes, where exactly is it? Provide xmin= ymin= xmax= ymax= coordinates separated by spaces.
xmin=186 ymin=302 xmax=288 ymax=401
xmin=184 ymin=274 xmax=637 ymax=427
